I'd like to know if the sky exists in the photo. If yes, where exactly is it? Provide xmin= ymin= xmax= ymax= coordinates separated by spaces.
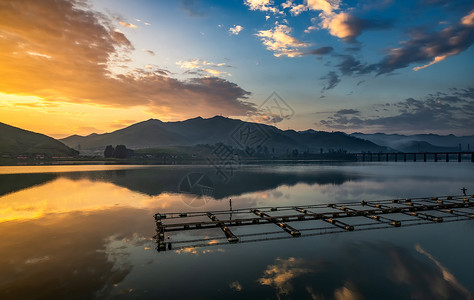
xmin=0 ymin=0 xmax=473 ymax=138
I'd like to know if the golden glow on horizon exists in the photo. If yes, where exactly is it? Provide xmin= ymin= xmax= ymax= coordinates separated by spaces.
xmin=0 ymin=92 xmax=172 ymax=138
xmin=0 ymin=177 xmax=184 ymax=223
xmin=0 ymin=0 xmax=254 ymax=139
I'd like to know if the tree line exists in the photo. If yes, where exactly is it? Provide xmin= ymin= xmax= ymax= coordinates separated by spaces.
xmin=104 ymin=145 xmax=134 ymax=158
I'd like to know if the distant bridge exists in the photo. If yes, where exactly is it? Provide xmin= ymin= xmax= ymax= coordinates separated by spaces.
xmin=353 ymin=152 xmax=474 ymax=162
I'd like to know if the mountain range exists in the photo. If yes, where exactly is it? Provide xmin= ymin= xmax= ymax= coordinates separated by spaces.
xmin=351 ymin=133 xmax=474 ymax=152
xmin=2 ymin=117 xmax=472 ymax=158
xmin=0 ymin=122 xmax=78 ymax=157
xmin=60 ymin=116 xmax=389 ymax=154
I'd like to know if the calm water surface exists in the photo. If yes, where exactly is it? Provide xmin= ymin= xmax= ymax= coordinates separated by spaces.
xmin=0 ymin=163 xmax=473 ymax=299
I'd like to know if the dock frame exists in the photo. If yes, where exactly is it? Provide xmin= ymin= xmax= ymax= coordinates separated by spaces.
xmin=154 ymin=195 xmax=474 ymax=251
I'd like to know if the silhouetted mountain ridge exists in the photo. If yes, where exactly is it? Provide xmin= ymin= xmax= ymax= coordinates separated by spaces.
xmin=0 ymin=122 xmax=79 ymax=157
xmin=60 ymin=116 xmax=388 ymax=153
xmin=351 ymin=133 xmax=474 ymax=152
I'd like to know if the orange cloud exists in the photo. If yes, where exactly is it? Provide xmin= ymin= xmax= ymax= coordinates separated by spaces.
xmin=320 ymin=12 xmax=355 ymax=40
xmin=0 ymin=0 xmax=254 ymax=119
xmin=119 ymin=21 xmax=138 ymax=29
xmin=258 ymin=257 xmax=311 ymax=295
xmin=306 ymin=0 xmax=339 ymax=15
xmin=256 ymin=24 xmax=309 ymax=57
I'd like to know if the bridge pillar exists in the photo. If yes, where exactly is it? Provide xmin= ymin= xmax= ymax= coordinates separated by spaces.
xmin=362 ymin=154 xmax=365 ymax=162
xmin=369 ymin=153 xmax=373 ymax=161
xmin=394 ymin=154 xmax=398 ymax=162
xmin=446 ymin=153 xmax=449 ymax=162
xmin=424 ymin=153 xmax=427 ymax=162
xmin=414 ymin=154 xmax=416 ymax=162
xmin=472 ymin=153 xmax=474 ymax=162
xmin=404 ymin=153 xmax=407 ymax=162
xmin=386 ymin=153 xmax=389 ymax=161
xmin=377 ymin=153 xmax=380 ymax=161
xmin=434 ymin=153 xmax=437 ymax=162
xmin=458 ymin=153 xmax=461 ymax=162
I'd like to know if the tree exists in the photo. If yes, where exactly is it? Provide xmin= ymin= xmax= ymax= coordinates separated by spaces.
xmin=113 ymin=145 xmax=128 ymax=158
xmin=104 ymin=145 xmax=114 ymax=158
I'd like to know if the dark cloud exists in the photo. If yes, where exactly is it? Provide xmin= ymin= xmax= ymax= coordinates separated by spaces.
xmin=0 ymin=0 xmax=255 ymax=118
xmin=420 ymin=0 xmax=473 ymax=10
xmin=180 ymin=0 xmax=206 ymax=17
xmin=335 ymin=55 xmax=373 ymax=76
xmin=336 ymin=109 xmax=360 ymax=115
xmin=451 ymin=87 xmax=474 ymax=99
xmin=319 ymin=88 xmax=474 ymax=134
xmin=307 ymin=46 xmax=334 ymax=55
xmin=320 ymin=71 xmax=341 ymax=92
xmin=143 ymin=49 xmax=155 ymax=56
xmin=361 ymin=0 xmax=394 ymax=11
xmin=342 ymin=15 xmax=394 ymax=42
xmin=321 ymin=10 xmax=473 ymax=90
xmin=345 ymin=46 xmax=361 ymax=52
xmin=374 ymin=13 xmax=474 ymax=74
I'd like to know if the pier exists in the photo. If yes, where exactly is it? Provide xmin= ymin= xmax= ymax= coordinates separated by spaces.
xmin=354 ymin=152 xmax=474 ymax=162
xmin=154 ymin=195 xmax=474 ymax=251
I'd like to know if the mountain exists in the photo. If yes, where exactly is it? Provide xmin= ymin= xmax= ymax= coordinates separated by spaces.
xmin=351 ymin=133 xmax=474 ymax=152
xmin=60 ymin=116 xmax=388 ymax=153
xmin=0 ymin=122 xmax=79 ymax=157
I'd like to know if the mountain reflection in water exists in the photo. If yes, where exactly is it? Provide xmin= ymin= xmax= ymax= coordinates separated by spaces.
xmin=0 ymin=163 xmax=473 ymax=299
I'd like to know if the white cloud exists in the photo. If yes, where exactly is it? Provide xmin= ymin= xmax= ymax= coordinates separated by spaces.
xmin=281 ymin=0 xmax=307 ymax=16
xmin=176 ymin=59 xmax=231 ymax=77
xmin=229 ymin=25 xmax=244 ymax=35
xmin=202 ymin=68 xmax=231 ymax=77
xmin=134 ymin=18 xmax=151 ymax=26
xmin=245 ymin=0 xmax=280 ymax=14
xmin=306 ymin=0 xmax=339 ymax=15
xmin=281 ymin=0 xmax=293 ymax=9
xmin=256 ymin=24 xmax=309 ymax=57
xmin=290 ymin=4 xmax=307 ymax=16
xmin=304 ymin=25 xmax=318 ymax=33
xmin=176 ymin=59 xmax=202 ymax=70
xmin=27 ymin=51 xmax=52 ymax=59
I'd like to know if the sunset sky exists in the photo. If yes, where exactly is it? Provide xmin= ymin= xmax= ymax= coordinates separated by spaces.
xmin=1 ymin=0 xmax=473 ymax=138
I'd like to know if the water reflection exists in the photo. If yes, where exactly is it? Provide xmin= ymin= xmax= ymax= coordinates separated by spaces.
xmin=0 ymin=163 xmax=473 ymax=299
xmin=0 ymin=165 xmax=362 ymax=222
xmin=60 ymin=166 xmax=360 ymax=199
xmin=0 ymin=173 xmax=57 ymax=197
xmin=0 ymin=207 xmax=145 ymax=299
xmin=256 ymin=242 xmax=472 ymax=299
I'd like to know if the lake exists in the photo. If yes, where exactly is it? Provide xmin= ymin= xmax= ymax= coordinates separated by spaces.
xmin=0 ymin=162 xmax=473 ymax=299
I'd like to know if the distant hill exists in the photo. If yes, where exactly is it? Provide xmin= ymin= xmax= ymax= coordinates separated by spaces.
xmin=351 ymin=133 xmax=474 ymax=152
xmin=60 ymin=116 xmax=388 ymax=154
xmin=0 ymin=122 xmax=79 ymax=157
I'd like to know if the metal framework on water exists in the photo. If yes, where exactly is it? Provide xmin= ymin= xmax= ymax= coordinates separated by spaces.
xmin=154 ymin=195 xmax=474 ymax=251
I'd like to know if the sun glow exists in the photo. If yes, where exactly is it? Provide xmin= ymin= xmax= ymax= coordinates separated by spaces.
xmin=0 ymin=92 xmax=168 ymax=138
